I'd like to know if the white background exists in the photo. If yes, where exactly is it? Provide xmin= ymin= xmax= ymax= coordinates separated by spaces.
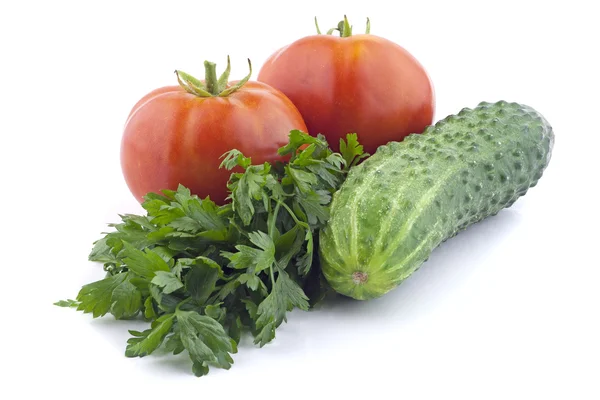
xmin=1 ymin=0 xmax=599 ymax=399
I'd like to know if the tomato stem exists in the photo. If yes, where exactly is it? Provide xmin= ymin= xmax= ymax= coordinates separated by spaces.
xmin=204 ymin=61 xmax=219 ymax=96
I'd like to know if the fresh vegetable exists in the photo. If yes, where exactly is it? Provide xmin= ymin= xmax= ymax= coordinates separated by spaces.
xmin=121 ymin=57 xmax=307 ymax=205
xmin=257 ymin=16 xmax=435 ymax=154
xmin=57 ymin=131 xmax=367 ymax=377
xmin=319 ymin=101 xmax=554 ymax=300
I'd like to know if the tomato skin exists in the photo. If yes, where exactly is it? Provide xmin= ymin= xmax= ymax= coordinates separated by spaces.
xmin=257 ymin=34 xmax=435 ymax=154
xmin=121 ymin=81 xmax=307 ymax=204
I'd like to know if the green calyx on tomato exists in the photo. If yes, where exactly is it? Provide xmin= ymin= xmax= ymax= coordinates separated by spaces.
xmin=175 ymin=56 xmax=252 ymax=97
xmin=314 ymin=15 xmax=370 ymax=37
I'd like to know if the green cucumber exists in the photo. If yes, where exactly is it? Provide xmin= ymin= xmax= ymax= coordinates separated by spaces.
xmin=319 ymin=101 xmax=554 ymax=300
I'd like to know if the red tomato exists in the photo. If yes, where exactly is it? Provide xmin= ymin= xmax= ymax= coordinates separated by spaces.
xmin=121 ymin=60 xmax=307 ymax=205
xmin=257 ymin=18 xmax=435 ymax=155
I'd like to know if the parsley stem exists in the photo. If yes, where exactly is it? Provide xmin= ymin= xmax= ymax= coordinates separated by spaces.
xmin=269 ymin=263 xmax=276 ymax=287
xmin=267 ymin=200 xmax=280 ymax=288
xmin=275 ymin=199 xmax=310 ymax=230
xmin=175 ymin=297 xmax=192 ymax=313
xmin=268 ymin=201 xmax=281 ymax=239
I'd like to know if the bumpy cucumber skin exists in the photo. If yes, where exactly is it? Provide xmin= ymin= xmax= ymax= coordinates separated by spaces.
xmin=319 ymin=101 xmax=554 ymax=300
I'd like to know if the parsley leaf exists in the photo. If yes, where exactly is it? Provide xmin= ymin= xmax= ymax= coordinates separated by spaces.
xmin=247 ymin=231 xmax=276 ymax=272
xmin=144 ymin=296 xmax=157 ymax=319
xmin=89 ymin=214 xmax=157 ymax=265
xmin=176 ymin=309 xmax=237 ymax=376
xmin=88 ymin=237 xmax=118 ymax=264
xmin=184 ymin=258 xmax=221 ymax=305
xmin=222 ymin=231 xmax=275 ymax=274
xmin=121 ymin=242 xmax=171 ymax=279
xmin=151 ymin=271 xmax=184 ymax=294
xmin=149 ymin=284 xmax=181 ymax=313
xmin=237 ymin=273 xmax=268 ymax=293
xmin=110 ymin=278 xmax=143 ymax=319
xmin=286 ymin=165 xmax=318 ymax=193
xmin=219 ymin=149 xmax=252 ymax=170
xmin=297 ymin=228 xmax=315 ymax=276
xmin=125 ymin=313 xmax=175 ymax=357
xmin=274 ymin=224 xmax=305 ymax=269
xmin=340 ymin=132 xmax=370 ymax=168
xmin=53 ymin=299 xmax=79 ymax=308
xmin=164 ymin=325 xmax=185 ymax=355
xmin=277 ymin=129 xmax=322 ymax=157
xmin=75 ymin=272 xmax=129 ymax=318
xmin=231 ymin=163 xmax=271 ymax=225
xmin=254 ymin=271 xmax=309 ymax=347
xmin=204 ymin=303 xmax=226 ymax=323
xmin=295 ymin=189 xmax=331 ymax=226
xmin=172 ymin=185 xmax=226 ymax=232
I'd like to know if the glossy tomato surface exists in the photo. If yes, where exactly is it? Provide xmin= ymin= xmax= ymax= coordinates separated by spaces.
xmin=121 ymin=81 xmax=307 ymax=204
xmin=257 ymin=34 xmax=435 ymax=154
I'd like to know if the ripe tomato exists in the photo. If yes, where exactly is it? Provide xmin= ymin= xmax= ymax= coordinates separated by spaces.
xmin=121 ymin=59 xmax=307 ymax=205
xmin=257 ymin=17 xmax=435 ymax=155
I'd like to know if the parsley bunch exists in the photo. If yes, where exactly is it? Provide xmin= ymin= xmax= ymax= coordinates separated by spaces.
xmin=56 ymin=130 xmax=367 ymax=377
